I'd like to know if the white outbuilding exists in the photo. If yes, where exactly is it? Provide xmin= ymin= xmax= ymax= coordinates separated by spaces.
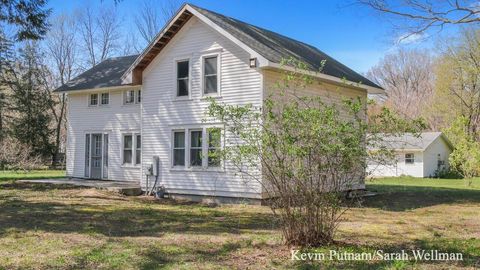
xmin=367 ymin=132 xmax=454 ymax=178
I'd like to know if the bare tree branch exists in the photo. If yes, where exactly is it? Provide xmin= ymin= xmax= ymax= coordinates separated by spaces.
xmin=357 ymin=0 xmax=480 ymax=38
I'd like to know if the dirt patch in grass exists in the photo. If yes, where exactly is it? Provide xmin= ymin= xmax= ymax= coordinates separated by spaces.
xmin=0 ymin=180 xmax=479 ymax=269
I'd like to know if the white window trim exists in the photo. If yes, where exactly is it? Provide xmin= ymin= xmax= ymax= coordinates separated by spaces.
xmin=188 ymin=128 xmax=203 ymax=168
xmin=121 ymin=133 xmax=141 ymax=168
xmin=200 ymin=52 xmax=222 ymax=98
xmin=405 ymin=153 xmax=415 ymax=165
xmin=136 ymin=90 xmax=142 ymax=104
xmin=172 ymin=129 xmax=187 ymax=168
xmin=123 ymin=90 xmax=140 ymax=105
xmin=170 ymin=125 xmax=224 ymax=171
xmin=88 ymin=93 xmax=99 ymax=107
xmin=100 ymin=92 xmax=110 ymax=106
xmin=173 ymin=57 xmax=192 ymax=101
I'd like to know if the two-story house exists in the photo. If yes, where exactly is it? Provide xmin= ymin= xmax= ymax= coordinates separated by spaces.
xmin=55 ymin=4 xmax=383 ymax=203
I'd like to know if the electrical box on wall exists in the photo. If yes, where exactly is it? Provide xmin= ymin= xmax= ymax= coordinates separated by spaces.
xmin=152 ymin=156 xmax=159 ymax=176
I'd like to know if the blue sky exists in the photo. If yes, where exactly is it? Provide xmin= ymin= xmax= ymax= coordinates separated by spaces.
xmin=46 ymin=0 xmax=441 ymax=74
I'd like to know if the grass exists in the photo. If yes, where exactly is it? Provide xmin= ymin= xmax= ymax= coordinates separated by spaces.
xmin=0 ymin=176 xmax=479 ymax=269
xmin=0 ymin=170 xmax=65 ymax=182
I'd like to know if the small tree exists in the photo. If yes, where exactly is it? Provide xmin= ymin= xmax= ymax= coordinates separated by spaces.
xmin=207 ymin=59 xmax=422 ymax=247
xmin=444 ymin=116 xmax=480 ymax=178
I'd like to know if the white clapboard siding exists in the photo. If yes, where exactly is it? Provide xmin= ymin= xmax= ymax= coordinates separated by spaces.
xmin=263 ymin=69 xmax=368 ymax=189
xmin=66 ymin=90 xmax=141 ymax=182
xmin=141 ymin=17 xmax=263 ymax=199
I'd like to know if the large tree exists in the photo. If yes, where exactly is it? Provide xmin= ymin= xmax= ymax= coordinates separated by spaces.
xmin=367 ymin=48 xmax=434 ymax=122
xmin=432 ymin=28 xmax=480 ymax=139
xmin=0 ymin=0 xmax=51 ymax=41
xmin=134 ymin=0 xmax=181 ymax=47
xmin=2 ymin=42 xmax=54 ymax=158
xmin=45 ymin=14 xmax=79 ymax=165
xmin=78 ymin=5 xmax=121 ymax=68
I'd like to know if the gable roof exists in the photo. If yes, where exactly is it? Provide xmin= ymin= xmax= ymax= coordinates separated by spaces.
xmin=124 ymin=3 xmax=383 ymax=91
xmin=54 ymin=55 xmax=138 ymax=92
xmin=189 ymin=5 xmax=380 ymax=89
xmin=369 ymin=132 xmax=454 ymax=151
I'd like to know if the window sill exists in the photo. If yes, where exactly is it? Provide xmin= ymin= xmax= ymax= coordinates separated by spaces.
xmin=200 ymin=95 xmax=222 ymax=101
xmin=169 ymin=167 xmax=225 ymax=173
xmin=121 ymin=165 xmax=141 ymax=169
xmin=121 ymin=103 xmax=140 ymax=108
xmin=172 ymin=97 xmax=193 ymax=102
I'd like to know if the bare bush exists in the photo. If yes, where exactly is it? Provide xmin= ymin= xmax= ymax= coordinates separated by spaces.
xmin=0 ymin=137 xmax=43 ymax=171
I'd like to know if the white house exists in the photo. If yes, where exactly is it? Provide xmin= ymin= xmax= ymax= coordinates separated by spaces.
xmin=367 ymin=132 xmax=454 ymax=178
xmin=55 ymin=4 xmax=384 ymax=203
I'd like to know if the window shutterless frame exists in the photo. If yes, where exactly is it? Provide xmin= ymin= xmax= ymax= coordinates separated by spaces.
xmin=173 ymin=57 xmax=191 ymax=100
xmin=121 ymin=133 xmax=141 ymax=167
xmin=170 ymin=126 xmax=224 ymax=170
xmin=100 ymin=92 xmax=109 ymax=105
xmin=89 ymin=93 xmax=98 ymax=106
xmin=201 ymin=52 xmax=221 ymax=97
xmin=124 ymin=90 xmax=135 ymax=105
xmin=172 ymin=130 xmax=186 ymax=167
xmin=405 ymin=153 xmax=415 ymax=164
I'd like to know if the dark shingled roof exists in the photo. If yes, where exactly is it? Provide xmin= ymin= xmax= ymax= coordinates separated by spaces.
xmin=54 ymin=55 xmax=139 ymax=92
xmin=56 ymin=4 xmax=382 ymax=92
xmin=190 ymin=4 xmax=381 ymax=89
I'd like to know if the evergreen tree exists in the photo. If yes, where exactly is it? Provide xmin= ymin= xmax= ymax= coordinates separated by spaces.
xmin=4 ymin=42 xmax=54 ymax=159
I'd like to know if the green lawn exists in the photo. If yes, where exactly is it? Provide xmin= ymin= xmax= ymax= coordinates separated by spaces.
xmin=0 ymin=176 xmax=479 ymax=269
xmin=0 ymin=170 xmax=65 ymax=182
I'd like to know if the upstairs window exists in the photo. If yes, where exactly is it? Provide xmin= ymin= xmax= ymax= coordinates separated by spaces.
xmin=176 ymin=60 xmax=189 ymax=97
xmin=124 ymin=90 xmax=141 ymax=105
xmin=101 ymin=93 xmax=109 ymax=105
xmin=89 ymin=94 xmax=98 ymax=106
xmin=124 ymin=90 xmax=135 ymax=104
xmin=203 ymin=56 xmax=218 ymax=94
xmin=405 ymin=153 xmax=414 ymax=164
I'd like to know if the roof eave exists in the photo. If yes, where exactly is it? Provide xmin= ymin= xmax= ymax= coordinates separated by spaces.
xmin=265 ymin=63 xmax=385 ymax=94
xmin=54 ymin=84 xmax=141 ymax=94
xmin=121 ymin=4 xmax=270 ymax=84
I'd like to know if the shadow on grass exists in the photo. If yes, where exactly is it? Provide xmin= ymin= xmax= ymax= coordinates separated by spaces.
xmin=363 ymin=184 xmax=480 ymax=211
xmin=0 ymin=183 xmax=277 ymax=238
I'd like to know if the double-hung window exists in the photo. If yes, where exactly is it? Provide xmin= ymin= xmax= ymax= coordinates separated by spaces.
xmin=172 ymin=127 xmax=222 ymax=169
xmin=123 ymin=135 xmax=133 ymax=164
xmin=176 ymin=60 xmax=189 ymax=97
xmin=135 ymin=134 xmax=141 ymax=165
xmin=89 ymin=94 xmax=98 ymax=106
xmin=173 ymin=131 xmax=185 ymax=166
xmin=123 ymin=134 xmax=141 ymax=166
xmin=405 ymin=153 xmax=414 ymax=164
xmin=101 ymin=93 xmax=109 ymax=105
xmin=190 ymin=130 xmax=203 ymax=167
xmin=208 ymin=128 xmax=221 ymax=167
xmin=203 ymin=56 xmax=218 ymax=95
xmin=137 ymin=90 xmax=141 ymax=103
xmin=124 ymin=90 xmax=135 ymax=104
